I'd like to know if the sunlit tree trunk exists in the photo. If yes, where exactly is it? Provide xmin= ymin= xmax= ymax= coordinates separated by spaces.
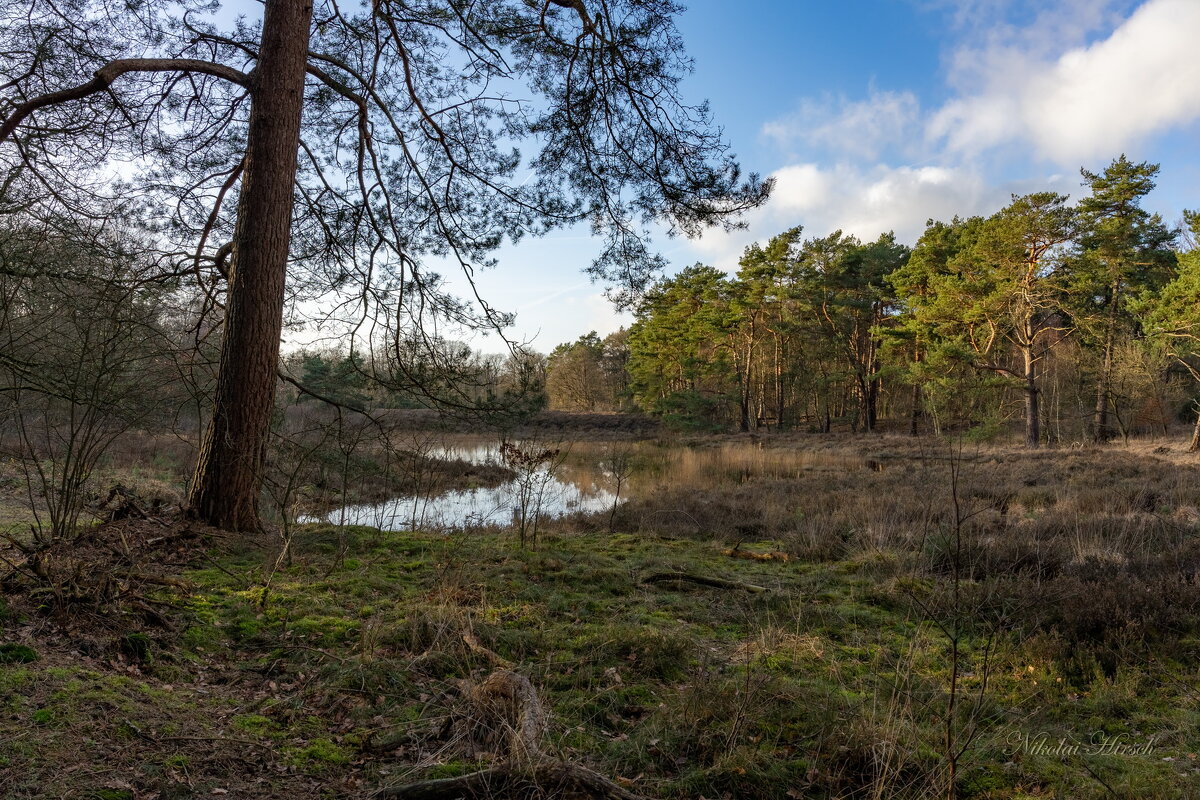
xmin=1022 ymin=343 xmax=1039 ymax=448
xmin=1092 ymin=280 xmax=1119 ymax=443
xmin=773 ymin=337 xmax=784 ymax=430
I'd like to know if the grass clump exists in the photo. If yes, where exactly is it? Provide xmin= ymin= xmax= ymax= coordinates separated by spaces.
xmin=0 ymin=643 xmax=38 ymax=663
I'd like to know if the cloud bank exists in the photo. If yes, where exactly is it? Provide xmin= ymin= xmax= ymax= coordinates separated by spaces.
xmin=931 ymin=0 xmax=1200 ymax=162
xmin=692 ymin=0 xmax=1199 ymax=268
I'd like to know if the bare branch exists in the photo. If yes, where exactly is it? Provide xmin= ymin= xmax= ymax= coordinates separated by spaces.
xmin=0 ymin=58 xmax=251 ymax=142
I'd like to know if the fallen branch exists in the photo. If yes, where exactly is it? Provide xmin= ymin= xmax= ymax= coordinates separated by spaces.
xmin=722 ymin=543 xmax=790 ymax=563
xmin=641 ymin=571 xmax=768 ymax=593
xmin=463 ymin=631 xmax=513 ymax=669
xmin=125 ymin=573 xmax=193 ymax=590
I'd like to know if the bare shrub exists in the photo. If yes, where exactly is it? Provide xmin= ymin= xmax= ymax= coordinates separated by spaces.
xmin=0 ymin=228 xmax=178 ymax=547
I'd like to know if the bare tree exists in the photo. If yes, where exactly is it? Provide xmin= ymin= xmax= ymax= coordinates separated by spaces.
xmin=0 ymin=0 xmax=770 ymax=531
xmin=0 ymin=221 xmax=176 ymax=545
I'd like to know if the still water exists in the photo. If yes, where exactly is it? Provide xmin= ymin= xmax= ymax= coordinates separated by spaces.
xmin=316 ymin=441 xmax=620 ymax=531
xmin=311 ymin=438 xmax=862 ymax=532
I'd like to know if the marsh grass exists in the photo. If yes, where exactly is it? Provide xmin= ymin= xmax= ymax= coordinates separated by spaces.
xmin=3 ymin=435 xmax=1200 ymax=798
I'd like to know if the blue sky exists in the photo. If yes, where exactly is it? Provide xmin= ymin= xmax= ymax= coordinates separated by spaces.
xmin=420 ymin=1 xmax=1200 ymax=353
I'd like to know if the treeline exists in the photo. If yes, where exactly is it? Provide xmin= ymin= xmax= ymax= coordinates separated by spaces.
xmin=283 ymin=344 xmax=543 ymax=416
xmin=546 ymin=157 xmax=1200 ymax=447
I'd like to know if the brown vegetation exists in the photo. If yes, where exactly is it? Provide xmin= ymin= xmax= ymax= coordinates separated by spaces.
xmin=373 ymin=410 xmax=662 ymax=440
xmin=2 ymin=432 xmax=1200 ymax=799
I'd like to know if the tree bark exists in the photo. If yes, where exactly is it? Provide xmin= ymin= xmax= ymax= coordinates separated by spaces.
xmin=734 ymin=322 xmax=755 ymax=433
xmin=186 ymin=0 xmax=313 ymax=530
xmin=866 ymin=375 xmax=879 ymax=432
xmin=774 ymin=334 xmax=785 ymax=430
xmin=1023 ymin=358 xmax=1039 ymax=448
xmin=909 ymin=343 xmax=922 ymax=436
xmin=1190 ymin=406 xmax=1200 ymax=452
xmin=1092 ymin=280 xmax=1120 ymax=443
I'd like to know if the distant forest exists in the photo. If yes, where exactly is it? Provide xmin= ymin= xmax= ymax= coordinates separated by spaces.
xmin=539 ymin=156 xmax=1200 ymax=448
xmin=266 ymin=156 xmax=1200 ymax=448
xmin=21 ymin=155 xmax=1190 ymax=457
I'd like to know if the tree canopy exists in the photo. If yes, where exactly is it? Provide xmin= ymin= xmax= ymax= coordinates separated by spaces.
xmin=616 ymin=157 xmax=1193 ymax=447
xmin=0 ymin=0 xmax=769 ymax=529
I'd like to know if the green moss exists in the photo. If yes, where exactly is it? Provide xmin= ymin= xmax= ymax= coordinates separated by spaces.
xmin=0 ymin=643 xmax=38 ymax=663
xmin=285 ymin=737 xmax=351 ymax=771
xmin=230 ymin=614 xmax=264 ymax=642
xmin=162 ymin=753 xmax=189 ymax=769
xmin=89 ymin=790 xmax=133 ymax=800
xmin=119 ymin=632 xmax=153 ymax=663
xmin=0 ymin=666 xmax=31 ymax=693
xmin=50 ymin=512 xmax=1161 ymax=799
xmin=291 ymin=614 xmax=358 ymax=645
xmin=421 ymin=760 xmax=479 ymax=779
xmin=232 ymin=713 xmax=276 ymax=735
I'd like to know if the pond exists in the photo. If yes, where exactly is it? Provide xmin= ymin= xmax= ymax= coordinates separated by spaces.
xmin=308 ymin=437 xmax=865 ymax=532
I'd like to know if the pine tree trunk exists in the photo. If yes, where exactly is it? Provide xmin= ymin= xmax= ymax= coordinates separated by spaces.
xmin=1190 ymin=406 xmax=1200 ymax=452
xmin=866 ymin=375 xmax=879 ymax=432
xmin=738 ymin=370 xmax=751 ymax=433
xmin=1093 ymin=332 xmax=1113 ymax=443
xmin=774 ymin=336 xmax=784 ymax=430
xmin=1024 ymin=379 xmax=1039 ymax=448
xmin=186 ymin=0 xmax=313 ymax=531
xmin=855 ymin=374 xmax=873 ymax=433
xmin=737 ymin=327 xmax=754 ymax=433
xmin=1092 ymin=281 xmax=1120 ymax=443
xmin=910 ymin=345 xmax=922 ymax=436
xmin=1023 ymin=343 xmax=1039 ymax=448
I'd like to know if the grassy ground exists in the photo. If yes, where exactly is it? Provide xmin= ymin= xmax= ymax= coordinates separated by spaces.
xmin=2 ymin=435 xmax=1200 ymax=798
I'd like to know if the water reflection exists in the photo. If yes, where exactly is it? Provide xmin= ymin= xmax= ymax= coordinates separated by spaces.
xmin=311 ymin=437 xmax=862 ymax=532
xmin=312 ymin=442 xmax=619 ymax=531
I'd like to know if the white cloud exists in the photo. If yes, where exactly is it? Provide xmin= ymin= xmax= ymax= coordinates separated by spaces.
xmin=763 ymin=90 xmax=922 ymax=161
xmin=937 ymin=0 xmax=1132 ymax=87
xmin=726 ymin=0 xmax=1200 ymax=277
xmin=649 ymin=0 xmax=1199 ymax=301
xmin=930 ymin=0 xmax=1200 ymax=163
xmin=688 ymin=161 xmax=1046 ymax=268
xmin=764 ymin=164 xmax=834 ymax=214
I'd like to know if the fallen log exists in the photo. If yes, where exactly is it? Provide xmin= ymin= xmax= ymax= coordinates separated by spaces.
xmin=641 ymin=571 xmax=768 ymax=593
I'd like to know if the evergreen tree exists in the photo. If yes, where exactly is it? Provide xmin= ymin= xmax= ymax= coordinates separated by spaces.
xmin=628 ymin=265 xmax=735 ymax=429
xmin=1072 ymin=156 xmax=1176 ymax=441
xmin=1141 ymin=210 xmax=1200 ymax=449
xmin=890 ymin=194 xmax=1074 ymax=446
xmin=0 ymin=0 xmax=768 ymax=530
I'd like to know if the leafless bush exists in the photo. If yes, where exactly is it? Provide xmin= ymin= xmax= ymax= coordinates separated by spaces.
xmin=500 ymin=439 xmax=568 ymax=549
xmin=0 ymin=227 xmax=179 ymax=547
